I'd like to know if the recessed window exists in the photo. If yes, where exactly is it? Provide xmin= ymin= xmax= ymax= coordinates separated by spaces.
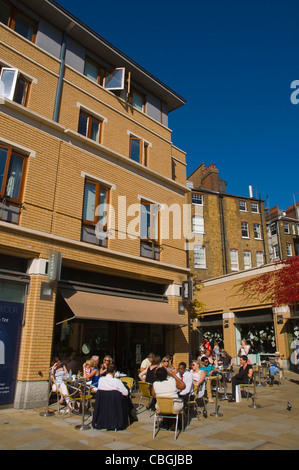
xmin=193 ymin=215 xmax=204 ymax=233
xmin=286 ymin=243 xmax=292 ymax=257
xmin=256 ymin=251 xmax=264 ymax=267
xmin=194 ymin=245 xmax=206 ymax=268
xmin=0 ymin=1 xmax=37 ymax=42
xmin=239 ymin=200 xmax=247 ymax=211
xmin=129 ymin=136 xmax=149 ymax=165
xmin=140 ymin=201 xmax=160 ymax=260
xmin=192 ymin=193 xmax=203 ymax=205
xmin=84 ymin=57 xmax=101 ymax=84
xmin=78 ymin=111 xmax=102 ymax=143
xmin=283 ymin=223 xmax=290 ymax=234
xmin=253 ymin=223 xmax=262 ymax=239
xmin=0 ymin=144 xmax=27 ymax=224
xmin=130 ymin=88 xmax=145 ymax=112
xmin=241 ymin=221 xmax=249 ymax=238
xmin=81 ymin=179 xmax=109 ymax=246
xmin=0 ymin=67 xmax=30 ymax=105
xmin=243 ymin=250 xmax=252 ymax=269
xmin=251 ymin=202 xmax=259 ymax=213
xmin=230 ymin=249 xmax=239 ymax=271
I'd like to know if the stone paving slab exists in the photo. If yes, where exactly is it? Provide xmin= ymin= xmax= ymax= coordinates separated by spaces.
xmin=1 ymin=370 xmax=299 ymax=452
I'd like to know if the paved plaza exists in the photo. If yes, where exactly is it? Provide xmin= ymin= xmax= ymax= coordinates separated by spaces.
xmin=0 ymin=370 xmax=299 ymax=451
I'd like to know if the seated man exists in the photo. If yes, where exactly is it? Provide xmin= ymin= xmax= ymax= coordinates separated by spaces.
xmin=228 ymin=355 xmax=253 ymax=402
xmin=176 ymin=362 xmax=193 ymax=406
xmin=92 ymin=363 xmax=135 ymax=430
xmin=200 ymin=356 xmax=222 ymax=403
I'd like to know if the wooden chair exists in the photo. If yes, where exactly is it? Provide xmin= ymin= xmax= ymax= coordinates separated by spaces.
xmin=137 ymin=381 xmax=153 ymax=412
xmin=153 ymin=397 xmax=184 ymax=440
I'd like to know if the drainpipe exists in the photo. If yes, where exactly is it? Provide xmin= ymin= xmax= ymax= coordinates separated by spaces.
xmin=53 ymin=31 xmax=67 ymax=122
xmin=259 ymin=196 xmax=268 ymax=264
xmin=219 ymin=195 xmax=228 ymax=274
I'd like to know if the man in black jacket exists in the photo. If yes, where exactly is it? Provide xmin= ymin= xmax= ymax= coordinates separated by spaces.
xmin=228 ymin=355 xmax=253 ymax=402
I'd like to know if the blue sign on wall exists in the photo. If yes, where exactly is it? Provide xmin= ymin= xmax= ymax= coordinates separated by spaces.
xmin=0 ymin=301 xmax=24 ymax=404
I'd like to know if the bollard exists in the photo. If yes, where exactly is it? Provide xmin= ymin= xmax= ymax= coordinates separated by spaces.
xmin=210 ymin=372 xmax=223 ymax=417
xmin=75 ymin=378 xmax=91 ymax=430
xmin=39 ymin=368 xmax=55 ymax=417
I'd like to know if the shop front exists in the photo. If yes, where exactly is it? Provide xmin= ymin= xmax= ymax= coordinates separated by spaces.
xmin=52 ymin=280 xmax=188 ymax=378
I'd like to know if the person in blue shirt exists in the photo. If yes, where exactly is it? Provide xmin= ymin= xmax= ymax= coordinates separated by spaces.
xmin=200 ymin=356 xmax=222 ymax=403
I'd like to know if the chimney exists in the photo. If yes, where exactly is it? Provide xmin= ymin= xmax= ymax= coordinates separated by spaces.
xmin=249 ymin=185 xmax=253 ymax=198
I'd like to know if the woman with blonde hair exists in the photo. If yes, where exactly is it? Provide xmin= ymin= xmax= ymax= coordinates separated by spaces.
xmin=99 ymin=355 xmax=113 ymax=377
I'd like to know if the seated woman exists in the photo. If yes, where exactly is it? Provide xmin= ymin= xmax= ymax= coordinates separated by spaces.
xmin=139 ymin=355 xmax=161 ymax=388
xmin=99 ymin=355 xmax=113 ymax=378
xmin=191 ymin=360 xmax=206 ymax=388
xmin=152 ymin=367 xmax=185 ymax=412
xmin=51 ymin=357 xmax=73 ymax=413
xmin=268 ymin=352 xmax=283 ymax=386
xmin=83 ymin=358 xmax=100 ymax=391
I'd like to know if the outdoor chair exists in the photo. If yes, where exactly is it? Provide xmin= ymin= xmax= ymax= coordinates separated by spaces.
xmin=120 ymin=376 xmax=135 ymax=393
xmin=153 ymin=396 xmax=184 ymax=440
xmin=137 ymin=381 xmax=154 ymax=412
xmin=187 ymin=381 xmax=207 ymax=424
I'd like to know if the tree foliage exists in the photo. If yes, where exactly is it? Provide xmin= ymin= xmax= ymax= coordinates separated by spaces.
xmin=189 ymin=277 xmax=206 ymax=319
xmin=236 ymin=255 xmax=299 ymax=307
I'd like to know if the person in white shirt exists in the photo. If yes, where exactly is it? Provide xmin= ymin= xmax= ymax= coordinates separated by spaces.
xmin=97 ymin=364 xmax=128 ymax=396
xmin=191 ymin=360 xmax=206 ymax=387
xmin=140 ymin=352 xmax=155 ymax=372
xmin=176 ymin=362 xmax=193 ymax=402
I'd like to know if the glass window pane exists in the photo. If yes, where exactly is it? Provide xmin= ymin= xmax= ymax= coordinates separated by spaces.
xmin=14 ymin=75 xmax=28 ymax=105
xmin=84 ymin=60 xmax=98 ymax=82
xmin=0 ymin=147 xmax=8 ymax=192
xmin=132 ymin=91 xmax=144 ymax=111
xmin=0 ymin=0 xmax=11 ymax=25
xmin=130 ymin=138 xmax=141 ymax=163
xmin=83 ymin=182 xmax=96 ymax=222
xmin=78 ymin=112 xmax=88 ymax=137
xmin=141 ymin=203 xmax=150 ymax=238
xmin=5 ymin=153 xmax=24 ymax=199
xmin=13 ymin=12 xmax=35 ymax=41
xmin=104 ymin=68 xmax=125 ymax=90
xmin=90 ymin=118 xmax=100 ymax=142
xmin=98 ymin=187 xmax=108 ymax=221
xmin=0 ymin=68 xmax=18 ymax=100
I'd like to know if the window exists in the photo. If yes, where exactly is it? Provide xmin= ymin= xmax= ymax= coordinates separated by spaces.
xmin=270 ymin=223 xmax=277 ymax=236
xmin=0 ymin=67 xmax=30 ymax=105
xmin=286 ymin=243 xmax=293 ymax=257
xmin=0 ymin=145 xmax=27 ymax=223
xmin=193 ymin=215 xmax=204 ymax=233
xmin=130 ymin=88 xmax=145 ymax=112
xmin=239 ymin=200 xmax=247 ymax=211
xmin=192 ymin=193 xmax=203 ymax=205
xmin=253 ymin=223 xmax=262 ymax=239
xmin=140 ymin=201 xmax=160 ymax=260
xmin=194 ymin=245 xmax=206 ymax=268
xmin=241 ymin=221 xmax=249 ymax=238
xmin=243 ymin=250 xmax=252 ymax=269
xmin=297 ymin=225 xmax=299 ymax=236
xmin=0 ymin=1 xmax=37 ymax=42
xmin=78 ymin=111 xmax=102 ymax=143
xmin=256 ymin=251 xmax=264 ymax=267
xmin=230 ymin=249 xmax=239 ymax=271
xmin=251 ymin=202 xmax=259 ymax=213
xmin=129 ymin=136 xmax=149 ymax=165
xmin=84 ymin=57 xmax=102 ymax=84
xmin=292 ymin=224 xmax=296 ymax=235
xmin=81 ymin=179 xmax=109 ymax=246
xmin=284 ymin=223 xmax=290 ymax=234
xmin=104 ymin=67 xmax=125 ymax=91
xmin=273 ymin=244 xmax=279 ymax=259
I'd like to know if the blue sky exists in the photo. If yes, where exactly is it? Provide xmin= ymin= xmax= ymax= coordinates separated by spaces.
xmin=57 ymin=0 xmax=299 ymax=210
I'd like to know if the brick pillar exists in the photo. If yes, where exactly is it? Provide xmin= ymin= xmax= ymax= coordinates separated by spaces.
xmin=273 ymin=306 xmax=290 ymax=367
xmin=222 ymin=312 xmax=236 ymax=359
xmin=14 ymin=273 xmax=57 ymax=409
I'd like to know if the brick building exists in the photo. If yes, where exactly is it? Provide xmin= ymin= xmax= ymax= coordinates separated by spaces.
xmin=266 ymin=202 xmax=299 ymax=261
xmin=0 ymin=0 xmax=190 ymax=408
xmin=186 ymin=164 xmax=289 ymax=364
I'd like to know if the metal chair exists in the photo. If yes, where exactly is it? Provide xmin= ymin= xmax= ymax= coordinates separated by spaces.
xmin=120 ymin=376 xmax=135 ymax=393
xmin=187 ymin=381 xmax=207 ymax=424
xmin=153 ymin=397 xmax=184 ymax=440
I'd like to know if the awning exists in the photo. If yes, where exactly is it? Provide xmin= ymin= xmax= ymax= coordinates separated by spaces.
xmin=234 ymin=314 xmax=273 ymax=325
xmin=59 ymin=289 xmax=188 ymax=326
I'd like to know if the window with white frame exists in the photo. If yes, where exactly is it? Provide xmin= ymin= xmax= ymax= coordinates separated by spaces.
xmin=193 ymin=215 xmax=204 ymax=233
xmin=292 ymin=224 xmax=296 ymax=235
xmin=273 ymin=244 xmax=279 ymax=259
xmin=270 ymin=223 xmax=277 ymax=235
xmin=0 ymin=67 xmax=31 ymax=105
xmin=241 ymin=221 xmax=249 ymax=238
xmin=256 ymin=251 xmax=264 ymax=267
xmin=192 ymin=193 xmax=203 ymax=205
xmin=239 ymin=200 xmax=247 ymax=211
xmin=253 ymin=223 xmax=262 ymax=239
xmin=230 ymin=249 xmax=239 ymax=271
xmin=243 ymin=250 xmax=252 ymax=269
xmin=251 ymin=202 xmax=259 ymax=213
xmin=284 ymin=223 xmax=290 ymax=234
xmin=286 ymin=243 xmax=293 ymax=257
xmin=194 ymin=245 xmax=206 ymax=268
